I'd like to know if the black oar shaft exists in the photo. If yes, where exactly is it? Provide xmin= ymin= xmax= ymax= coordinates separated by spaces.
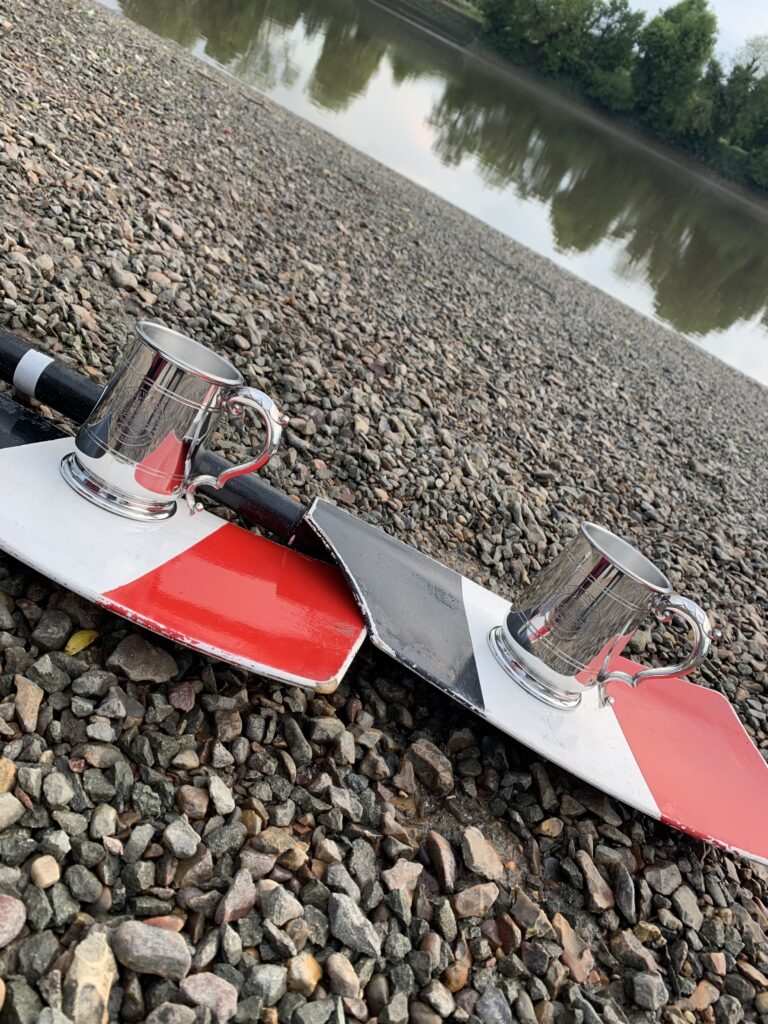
xmin=0 ymin=329 xmax=103 ymax=422
xmin=0 ymin=329 xmax=307 ymax=544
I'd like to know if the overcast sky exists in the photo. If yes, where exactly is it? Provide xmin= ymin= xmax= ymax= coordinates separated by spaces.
xmin=633 ymin=0 xmax=768 ymax=60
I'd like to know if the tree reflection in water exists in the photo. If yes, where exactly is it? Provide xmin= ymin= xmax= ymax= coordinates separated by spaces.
xmin=118 ymin=0 xmax=768 ymax=343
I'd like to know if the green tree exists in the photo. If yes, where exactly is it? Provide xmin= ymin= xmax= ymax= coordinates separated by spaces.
xmin=480 ymin=0 xmax=603 ymax=75
xmin=632 ymin=0 xmax=717 ymax=137
xmin=581 ymin=0 xmax=645 ymax=109
xmin=735 ymin=33 xmax=768 ymax=76
xmin=719 ymin=60 xmax=760 ymax=146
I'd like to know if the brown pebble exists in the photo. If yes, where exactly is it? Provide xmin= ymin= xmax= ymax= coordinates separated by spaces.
xmin=426 ymin=830 xmax=458 ymax=894
xmin=452 ymin=882 xmax=499 ymax=919
xmin=176 ymin=785 xmax=209 ymax=820
xmin=14 ymin=674 xmax=43 ymax=733
xmin=287 ymin=951 xmax=322 ymax=996
xmin=30 ymin=855 xmax=61 ymax=889
xmin=0 ymin=758 xmax=16 ymax=794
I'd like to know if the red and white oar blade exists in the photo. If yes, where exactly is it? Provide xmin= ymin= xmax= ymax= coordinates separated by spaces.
xmin=606 ymin=660 xmax=768 ymax=864
xmin=304 ymin=500 xmax=768 ymax=864
xmin=463 ymin=579 xmax=768 ymax=865
xmin=0 ymin=434 xmax=365 ymax=691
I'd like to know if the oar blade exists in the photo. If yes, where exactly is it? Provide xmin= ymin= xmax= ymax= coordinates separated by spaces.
xmin=307 ymin=499 xmax=768 ymax=864
xmin=0 ymin=399 xmax=365 ymax=691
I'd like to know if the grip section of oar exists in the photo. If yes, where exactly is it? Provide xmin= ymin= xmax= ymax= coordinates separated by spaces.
xmin=0 ymin=329 xmax=103 ymax=422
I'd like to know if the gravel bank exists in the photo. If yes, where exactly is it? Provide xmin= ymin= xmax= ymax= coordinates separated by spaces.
xmin=1 ymin=0 xmax=768 ymax=1021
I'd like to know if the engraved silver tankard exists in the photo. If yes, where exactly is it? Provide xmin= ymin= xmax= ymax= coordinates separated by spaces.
xmin=61 ymin=322 xmax=285 ymax=521
xmin=489 ymin=522 xmax=715 ymax=710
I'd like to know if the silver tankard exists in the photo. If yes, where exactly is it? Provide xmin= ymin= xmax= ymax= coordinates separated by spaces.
xmin=489 ymin=522 xmax=715 ymax=710
xmin=61 ymin=322 xmax=285 ymax=520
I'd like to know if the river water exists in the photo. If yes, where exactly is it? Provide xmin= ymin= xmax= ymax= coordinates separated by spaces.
xmin=102 ymin=0 xmax=768 ymax=385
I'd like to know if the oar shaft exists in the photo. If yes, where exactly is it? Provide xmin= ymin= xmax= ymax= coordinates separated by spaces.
xmin=0 ymin=329 xmax=103 ymax=422
xmin=0 ymin=330 xmax=307 ymax=544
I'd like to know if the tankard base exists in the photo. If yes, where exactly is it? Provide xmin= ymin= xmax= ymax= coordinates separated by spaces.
xmin=487 ymin=626 xmax=583 ymax=711
xmin=60 ymin=452 xmax=177 ymax=522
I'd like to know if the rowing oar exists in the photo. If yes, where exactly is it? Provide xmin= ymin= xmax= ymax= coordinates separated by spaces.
xmin=5 ymin=331 xmax=768 ymax=866
xmin=0 ymin=328 xmax=487 ymax=710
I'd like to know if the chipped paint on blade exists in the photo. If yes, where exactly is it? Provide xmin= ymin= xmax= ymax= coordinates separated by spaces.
xmin=305 ymin=498 xmax=486 ymax=711
xmin=0 ymin=435 xmax=366 ymax=690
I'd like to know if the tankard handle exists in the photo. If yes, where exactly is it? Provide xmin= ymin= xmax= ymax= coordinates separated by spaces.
xmin=184 ymin=386 xmax=287 ymax=513
xmin=598 ymin=595 xmax=717 ymax=705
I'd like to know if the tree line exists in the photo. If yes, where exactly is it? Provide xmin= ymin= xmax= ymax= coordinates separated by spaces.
xmin=479 ymin=0 xmax=768 ymax=190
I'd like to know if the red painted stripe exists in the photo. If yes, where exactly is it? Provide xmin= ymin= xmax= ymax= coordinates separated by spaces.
xmin=607 ymin=656 xmax=768 ymax=861
xmin=104 ymin=523 xmax=365 ymax=683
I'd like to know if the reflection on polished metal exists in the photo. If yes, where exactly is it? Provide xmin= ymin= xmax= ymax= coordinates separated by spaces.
xmin=489 ymin=522 xmax=714 ymax=711
xmin=60 ymin=322 xmax=285 ymax=520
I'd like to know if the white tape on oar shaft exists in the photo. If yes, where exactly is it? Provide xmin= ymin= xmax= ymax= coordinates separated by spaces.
xmin=13 ymin=350 xmax=54 ymax=397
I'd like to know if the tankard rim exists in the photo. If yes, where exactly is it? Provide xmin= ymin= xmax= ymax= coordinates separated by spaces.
xmin=136 ymin=321 xmax=243 ymax=388
xmin=581 ymin=521 xmax=671 ymax=595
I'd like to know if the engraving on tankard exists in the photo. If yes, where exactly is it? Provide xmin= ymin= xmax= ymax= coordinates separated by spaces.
xmin=61 ymin=321 xmax=285 ymax=521
xmin=488 ymin=522 xmax=715 ymax=710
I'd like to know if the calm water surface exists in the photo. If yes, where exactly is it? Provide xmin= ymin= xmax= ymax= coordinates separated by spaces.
xmin=102 ymin=0 xmax=768 ymax=385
